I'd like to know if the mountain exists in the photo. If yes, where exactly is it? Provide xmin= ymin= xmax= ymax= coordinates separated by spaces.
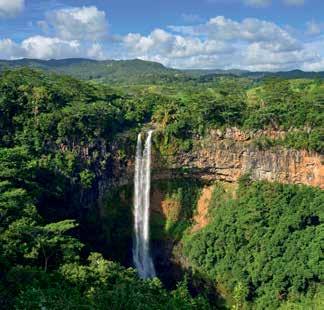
xmin=185 ymin=68 xmax=324 ymax=79
xmin=0 ymin=58 xmax=185 ymax=83
xmin=0 ymin=58 xmax=323 ymax=83
xmin=184 ymin=68 xmax=250 ymax=76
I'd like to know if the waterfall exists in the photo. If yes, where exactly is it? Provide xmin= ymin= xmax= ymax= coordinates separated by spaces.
xmin=133 ymin=130 xmax=156 ymax=279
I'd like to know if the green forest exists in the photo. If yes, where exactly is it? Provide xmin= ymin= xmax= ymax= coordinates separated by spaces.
xmin=184 ymin=180 xmax=324 ymax=309
xmin=0 ymin=66 xmax=323 ymax=309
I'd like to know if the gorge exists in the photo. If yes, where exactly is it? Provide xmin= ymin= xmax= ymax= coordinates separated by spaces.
xmin=102 ymin=127 xmax=323 ymax=191
xmin=0 ymin=68 xmax=322 ymax=309
xmin=99 ymin=126 xmax=323 ymax=301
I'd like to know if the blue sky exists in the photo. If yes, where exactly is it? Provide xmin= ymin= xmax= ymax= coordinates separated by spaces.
xmin=0 ymin=0 xmax=324 ymax=71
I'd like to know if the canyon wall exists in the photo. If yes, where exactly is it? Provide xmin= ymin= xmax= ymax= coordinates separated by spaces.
xmin=98 ymin=128 xmax=323 ymax=202
xmin=98 ymin=128 xmax=323 ymax=284
xmin=152 ymin=128 xmax=323 ymax=189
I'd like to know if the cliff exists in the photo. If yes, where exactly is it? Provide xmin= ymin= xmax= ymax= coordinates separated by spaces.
xmin=97 ymin=128 xmax=323 ymax=288
xmin=152 ymin=128 xmax=323 ymax=189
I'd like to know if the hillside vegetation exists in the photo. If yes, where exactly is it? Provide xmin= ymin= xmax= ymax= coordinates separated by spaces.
xmin=0 ymin=68 xmax=208 ymax=309
xmin=0 ymin=58 xmax=185 ymax=84
xmin=183 ymin=180 xmax=324 ymax=309
xmin=0 ymin=67 xmax=323 ymax=309
xmin=1 ymin=58 xmax=324 ymax=84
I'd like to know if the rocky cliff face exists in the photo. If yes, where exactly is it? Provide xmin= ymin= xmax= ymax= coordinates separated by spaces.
xmin=97 ymin=128 xmax=323 ymax=202
xmin=153 ymin=128 xmax=323 ymax=189
xmin=97 ymin=128 xmax=323 ymax=291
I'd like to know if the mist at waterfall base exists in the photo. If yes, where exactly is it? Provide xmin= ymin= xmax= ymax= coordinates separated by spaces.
xmin=133 ymin=130 xmax=156 ymax=279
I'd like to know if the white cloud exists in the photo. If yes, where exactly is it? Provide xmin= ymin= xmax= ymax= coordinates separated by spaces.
xmin=0 ymin=5 xmax=109 ymax=60
xmin=302 ymin=59 xmax=324 ymax=71
xmin=121 ymin=16 xmax=324 ymax=71
xmin=87 ymin=43 xmax=105 ymax=59
xmin=0 ymin=38 xmax=24 ymax=59
xmin=306 ymin=21 xmax=322 ymax=35
xmin=242 ymin=42 xmax=318 ymax=70
xmin=0 ymin=0 xmax=24 ymax=18
xmin=170 ymin=16 xmax=300 ymax=52
xmin=301 ymin=39 xmax=324 ymax=70
xmin=1 ymin=7 xmax=323 ymax=72
xmin=46 ymin=6 xmax=108 ymax=40
xmin=244 ymin=0 xmax=271 ymax=7
xmin=21 ymin=36 xmax=82 ymax=59
xmin=0 ymin=35 xmax=108 ymax=60
xmin=123 ymin=28 xmax=233 ymax=60
xmin=283 ymin=0 xmax=305 ymax=6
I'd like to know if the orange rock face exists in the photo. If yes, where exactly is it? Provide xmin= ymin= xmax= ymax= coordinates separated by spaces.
xmin=151 ymin=188 xmax=181 ymax=221
xmin=161 ymin=129 xmax=324 ymax=189
xmin=191 ymin=186 xmax=213 ymax=232
xmin=132 ymin=129 xmax=324 ymax=234
xmin=107 ymin=128 xmax=323 ymax=197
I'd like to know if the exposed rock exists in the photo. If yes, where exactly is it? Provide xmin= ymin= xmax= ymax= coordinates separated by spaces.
xmin=98 ymin=128 xmax=323 ymax=208
xmin=191 ymin=186 xmax=213 ymax=232
xmin=154 ymin=130 xmax=323 ymax=189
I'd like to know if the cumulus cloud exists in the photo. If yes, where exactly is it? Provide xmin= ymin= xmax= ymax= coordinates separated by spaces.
xmin=1 ymin=5 xmax=323 ymax=72
xmin=45 ymin=6 xmax=108 ymax=40
xmin=242 ymin=42 xmax=318 ymax=70
xmin=301 ymin=39 xmax=324 ymax=71
xmin=122 ymin=16 xmax=323 ymax=71
xmin=169 ymin=16 xmax=300 ymax=52
xmin=123 ymin=28 xmax=233 ymax=60
xmin=302 ymin=59 xmax=324 ymax=71
xmin=306 ymin=21 xmax=322 ymax=35
xmin=0 ymin=0 xmax=24 ymax=18
xmin=87 ymin=43 xmax=105 ymax=59
xmin=0 ymin=35 xmax=108 ymax=60
xmin=21 ymin=36 xmax=82 ymax=59
xmin=0 ymin=5 xmax=109 ymax=60
xmin=0 ymin=38 xmax=24 ymax=59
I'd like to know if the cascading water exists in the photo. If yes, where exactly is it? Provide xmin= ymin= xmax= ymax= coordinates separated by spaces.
xmin=133 ymin=130 xmax=156 ymax=279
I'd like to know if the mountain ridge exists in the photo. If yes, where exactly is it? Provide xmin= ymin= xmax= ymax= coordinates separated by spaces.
xmin=0 ymin=58 xmax=323 ymax=82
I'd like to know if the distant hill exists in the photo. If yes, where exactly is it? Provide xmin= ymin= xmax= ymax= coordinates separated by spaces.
xmin=0 ymin=58 xmax=186 ymax=84
xmin=0 ymin=58 xmax=323 ymax=83
xmin=184 ymin=68 xmax=250 ymax=76
xmin=185 ymin=68 xmax=324 ymax=79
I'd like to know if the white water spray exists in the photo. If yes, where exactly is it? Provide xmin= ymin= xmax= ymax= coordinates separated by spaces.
xmin=133 ymin=130 xmax=156 ymax=279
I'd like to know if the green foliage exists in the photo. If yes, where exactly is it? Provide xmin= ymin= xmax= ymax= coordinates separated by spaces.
xmin=250 ymin=79 xmax=321 ymax=128
xmin=151 ymin=180 xmax=202 ymax=240
xmin=101 ymin=186 xmax=133 ymax=263
xmin=232 ymin=282 xmax=249 ymax=310
xmin=1 ymin=58 xmax=324 ymax=84
xmin=79 ymin=169 xmax=95 ymax=188
xmin=0 ymin=69 xmax=211 ymax=308
xmin=148 ymin=77 xmax=323 ymax=153
xmin=252 ymin=129 xmax=323 ymax=153
xmin=5 ymin=254 xmax=207 ymax=310
xmin=0 ymin=67 xmax=322 ymax=309
xmin=0 ymin=68 xmax=149 ymax=185
xmin=184 ymin=181 xmax=324 ymax=309
xmin=152 ymin=82 xmax=247 ymax=152
xmin=0 ymin=58 xmax=190 ymax=84
xmin=1 ymin=68 xmax=322 ymax=155
xmin=279 ymin=285 xmax=324 ymax=310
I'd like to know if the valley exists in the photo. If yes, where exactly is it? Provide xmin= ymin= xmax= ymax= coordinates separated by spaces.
xmin=0 ymin=64 xmax=323 ymax=309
